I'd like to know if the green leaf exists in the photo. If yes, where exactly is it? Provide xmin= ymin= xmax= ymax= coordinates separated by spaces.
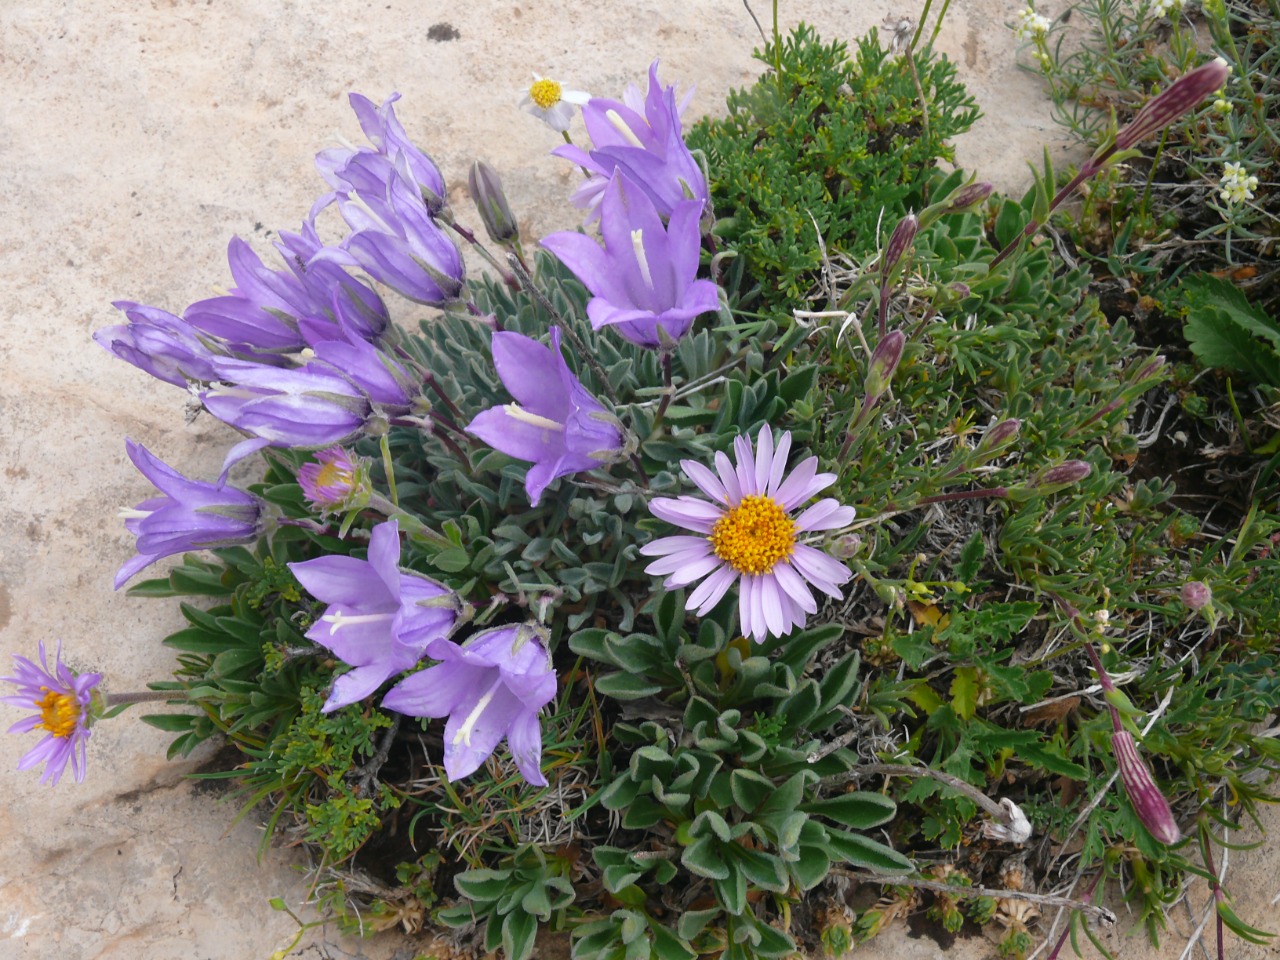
xmin=430 ymin=546 xmax=472 ymax=573
xmin=595 ymin=673 xmax=664 ymax=700
xmin=714 ymin=862 xmax=747 ymax=915
xmin=950 ymin=667 xmax=980 ymax=721
xmin=454 ymin=868 xmax=512 ymax=903
xmin=825 ymin=828 xmax=914 ymax=874
xmin=802 ymin=791 xmax=897 ymax=830
xmin=503 ymin=908 xmax=539 ymax=960
xmin=681 ymin=835 xmax=729 ymax=880
xmin=676 ymin=907 xmax=721 ymax=941
xmin=1181 ymin=274 xmax=1280 ymax=385
xmin=140 ymin=713 xmax=194 ymax=733
xmin=729 ymin=769 xmax=775 ymax=814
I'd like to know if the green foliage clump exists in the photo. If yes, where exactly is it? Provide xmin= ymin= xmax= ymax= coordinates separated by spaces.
xmin=686 ymin=25 xmax=979 ymax=315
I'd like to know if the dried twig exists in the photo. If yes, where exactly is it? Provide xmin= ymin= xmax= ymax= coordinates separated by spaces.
xmin=832 ymin=869 xmax=1118 ymax=926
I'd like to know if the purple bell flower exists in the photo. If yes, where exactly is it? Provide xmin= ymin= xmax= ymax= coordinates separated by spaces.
xmin=317 ymin=92 xmax=448 ymax=212
xmin=310 ymin=331 xmax=419 ymax=408
xmin=322 ymin=162 xmax=466 ymax=306
xmin=465 ymin=327 xmax=627 ymax=505
xmin=200 ymin=357 xmax=373 ymax=449
xmin=541 ymin=173 xmax=720 ymax=349
xmin=381 ymin=623 xmax=557 ymax=786
xmin=115 ymin=440 xmax=268 ymax=588
xmin=553 ymin=61 xmax=708 ymax=223
xmin=289 ymin=519 xmax=463 ymax=713
xmin=274 ymin=220 xmax=390 ymax=345
xmin=95 ymin=301 xmax=221 ymax=387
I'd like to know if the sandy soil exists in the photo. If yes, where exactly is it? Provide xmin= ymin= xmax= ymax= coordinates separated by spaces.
xmin=1 ymin=1 xmax=1275 ymax=958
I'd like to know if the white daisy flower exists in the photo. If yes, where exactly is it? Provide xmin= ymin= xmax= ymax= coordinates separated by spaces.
xmin=520 ymin=73 xmax=590 ymax=133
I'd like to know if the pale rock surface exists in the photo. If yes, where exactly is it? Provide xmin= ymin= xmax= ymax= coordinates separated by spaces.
xmin=0 ymin=1 xmax=1273 ymax=959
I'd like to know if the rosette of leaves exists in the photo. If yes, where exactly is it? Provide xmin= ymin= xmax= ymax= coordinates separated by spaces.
xmin=564 ymin=592 xmax=912 ymax=960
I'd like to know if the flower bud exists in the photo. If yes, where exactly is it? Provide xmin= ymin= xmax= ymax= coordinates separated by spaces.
xmin=1035 ymin=460 xmax=1091 ymax=491
xmin=298 ymin=446 xmax=372 ymax=514
xmin=1180 ymin=580 xmax=1212 ymax=611
xmin=927 ymin=181 xmax=994 ymax=220
xmin=864 ymin=331 xmax=906 ymax=402
xmin=880 ymin=214 xmax=919 ymax=281
xmin=1111 ymin=730 xmax=1181 ymax=844
xmin=1108 ymin=58 xmax=1230 ymax=156
xmin=978 ymin=418 xmax=1021 ymax=454
xmin=468 ymin=160 xmax=519 ymax=244
xmin=829 ymin=533 xmax=864 ymax=560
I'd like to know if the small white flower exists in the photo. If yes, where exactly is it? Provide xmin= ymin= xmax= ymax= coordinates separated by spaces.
xmin=1218 ymin=161 xmax=1259 ymax=205
xmin=1151 ymin=0 xmax=1182 ymax=17
xmin=1014 ymin=6 xmax=1052 ymax=40
xmin=1212 ymin=97 xmax=1233 ymax=116
xmin=520 ymin=73 xmax=590 ymax=133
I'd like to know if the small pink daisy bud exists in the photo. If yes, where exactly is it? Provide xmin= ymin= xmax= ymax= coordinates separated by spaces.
xmin=865 ymin=331 xmax=906 ymax=403
xmin=1108 ymin=58 xmax=1231 ymax=156
xmin=1180 ymin=581 xmax=1212 ymax=610
xmin=298 ymin=446 xmax=371 ymax=514
xmin=1111 ymin=730 xmax=1181 ymax=844
xmin=881 ymin=214 xmax=919 ymax=280
xmin=830 ymin=533 xmax=864 ymax=560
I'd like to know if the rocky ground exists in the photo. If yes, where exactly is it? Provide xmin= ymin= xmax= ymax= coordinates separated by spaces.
xmin=2 ymin=1 xmax=1276 ymax=958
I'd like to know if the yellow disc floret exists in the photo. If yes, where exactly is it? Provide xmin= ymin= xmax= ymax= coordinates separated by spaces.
xmin=315 ymin=460 xmax=353 ymax=490
xmin=529 ymin=79 xmax=563 ymax=110
xmin=709 ymin=494 xmax=796 ymax=575
xmin=36 ymin=687 xmax=80 ymax=738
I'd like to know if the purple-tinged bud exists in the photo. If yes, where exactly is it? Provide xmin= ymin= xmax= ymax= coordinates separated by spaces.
xmin=1035 ymin=460 xmax=1092 ymax=491
xmin=978 ymin=418 xmax=1022 ymax=454
xmin=829 ymin=533 xmax=864 ymax=560
xmin=468 ymin=160 xmax=519 ymax=245
xmin=881 ymin=215 xmax=919 ymax=281
xmin=1133 ymin=355 xmax=1167 ymax=383
xmin=1180 ymin=581 xmax=1212 ymax=611
xmin=864 ymin=331 xmax=906 ymax=402
xmin=1108 ymin=58 xmax=1230 ymax=156
xmin=298 ymin=446 xmax=372 ymax=514
xmin=1111 ymin=730 xmax=1181 ymax=844
xmin=936 ymin=181 xmax=995 ymax=217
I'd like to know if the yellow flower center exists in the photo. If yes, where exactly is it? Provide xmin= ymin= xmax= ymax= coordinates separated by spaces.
xmin=529 ymin=79 xmax=563 ymax=110
xmin=709 ymin=495 xmax=796 ymax=575
xmin=315 ymin=460 xmax=353 ymax=491
xmin=36 ymin=687 xmax=80 ymax=739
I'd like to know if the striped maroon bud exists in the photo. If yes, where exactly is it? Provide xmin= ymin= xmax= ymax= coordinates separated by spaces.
xmin=881 ymin=215 xmax=919 ymax=280
xmin=1035 ymin=460 xmax=1091 ymax=491
xmin=978 ymin=418 xmax=1021 ymax=454
xmin=1111 ymin=730 xmax=1181 ymax=844
xmin=938 ymin=181 xmax=994 ymax=216
xmin=865 ymin=331 xmax=906 ymax=402
xmin=1111 ymin=58 xmax=1230 ymax=154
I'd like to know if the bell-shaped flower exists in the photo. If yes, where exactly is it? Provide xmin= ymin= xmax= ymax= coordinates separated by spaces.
xmin=289 ymin=520 xmax=463 ymax=713
xmin=542 ymin=173 xmax=720 ymax=349
xmin=381 ymin=623 xmax=557 ymax=786
xmin=553 ymin=61 xmax=707 ymax=222
xmin=200 ymin=356 xmax=373 ymax=450
xmin=183 ymin=233 xmax=390 ymax=354
xmin=317 ymin=92 xmax=447 ymax=212
xmin=465 ymin=327 xmax=627 ymax=505
xmin=309 ymin=329 xmax=419 ymax=409
xmin=95 ymin=301 xmax=221 ymax=387
xmin=322 ymin=161 xmax=466 ymax=306
xmin=115 ymin=440 xmax=268 ymax=588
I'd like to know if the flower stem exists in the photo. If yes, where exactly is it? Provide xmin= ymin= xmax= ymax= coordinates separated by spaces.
xmin=104 ymin=689 xmax=189 ymax=707
xmin=379 ymin=434 xmax=399 ymax=507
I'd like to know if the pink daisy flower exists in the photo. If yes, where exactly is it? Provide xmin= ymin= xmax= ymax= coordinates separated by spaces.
xmin=1 ymin=640 xmax=101 ymax=785
xmin=640 ymin=425 xmax=856 ymax=642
